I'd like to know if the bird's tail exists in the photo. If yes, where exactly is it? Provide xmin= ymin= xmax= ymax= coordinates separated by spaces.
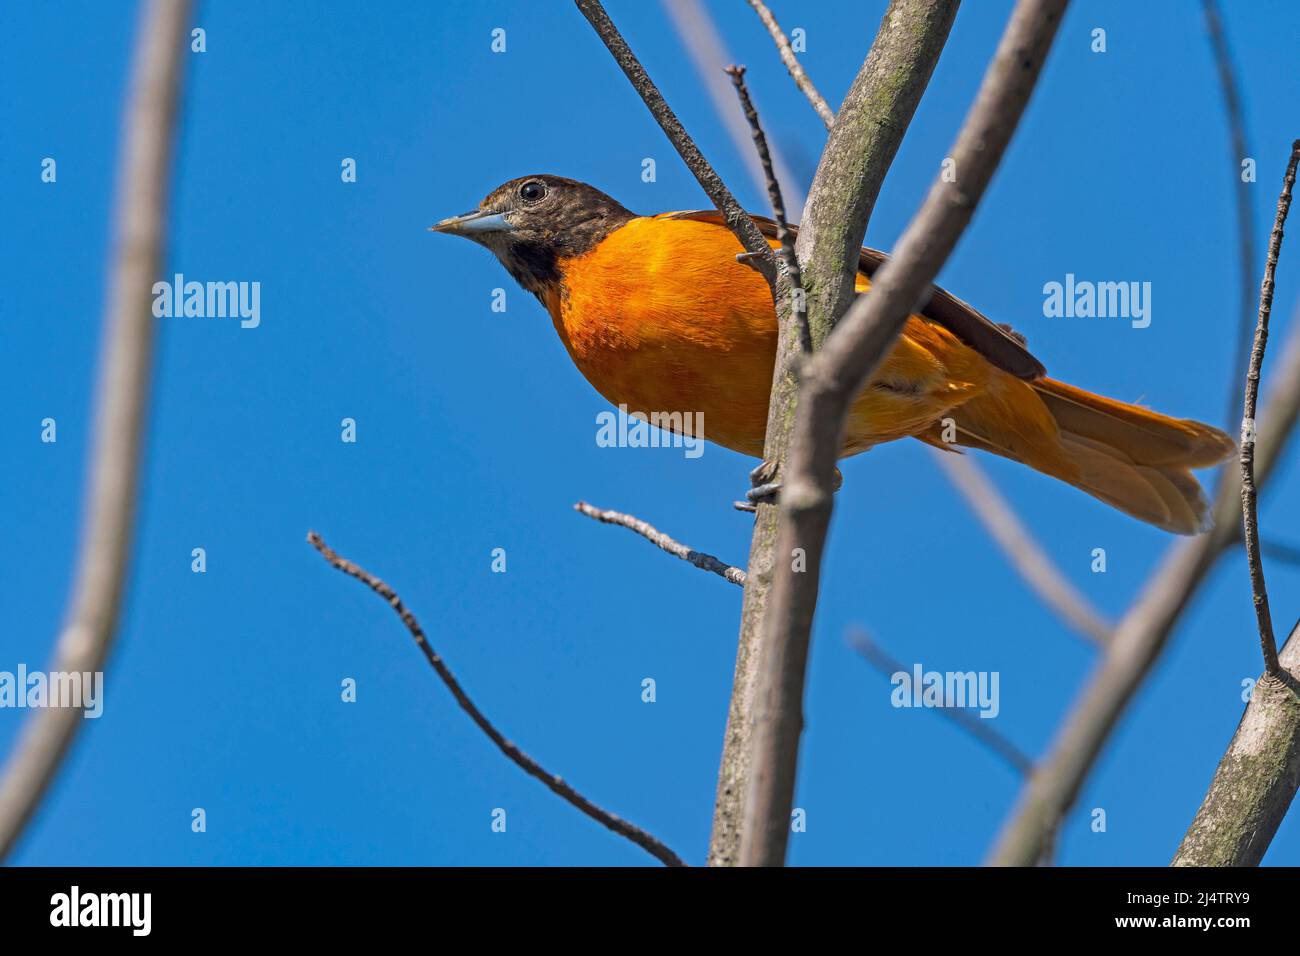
xmin=928 ymin=377 xmax=1236 ymax=534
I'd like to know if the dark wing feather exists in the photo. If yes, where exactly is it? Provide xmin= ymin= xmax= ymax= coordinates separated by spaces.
xmin=660 ymin=209 xmax=1046 ymax=381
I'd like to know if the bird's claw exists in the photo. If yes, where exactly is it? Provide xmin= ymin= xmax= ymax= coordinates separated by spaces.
xmin=733 ymin=460 xmax=782 ymax=512
xmin=747 ymin=481 xmax=783 ymax=503
xmin=733 ymin=462 xmax=842 ymax=513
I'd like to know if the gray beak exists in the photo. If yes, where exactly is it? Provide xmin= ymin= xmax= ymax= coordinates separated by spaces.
xmin=428 ymin=209 xmax=513 ymax=235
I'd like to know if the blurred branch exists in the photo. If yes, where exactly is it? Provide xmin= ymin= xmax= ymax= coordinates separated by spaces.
xmin=931 ymin=451 xmax=1113 ymax=646
xmin=574 ymin=502 xmax=747 ymax=586
xmin=1201 ymin=0 xmax=1259 ymax=428
xmin=1263 ymin=539 xmax=1300 ymax=566
xmin=745 ymin=0 xmax=836 ymax=128
xmin=0 ymin=0 xmax=192 ymax=862
xmin=850 ymin=630 xmax=1034 ymax=776
xmin=1240 ymin=140 xmax=1298 ymax=677
xmin=661 ymin=0 xmax=807 ymax=212
xmin=1173 ymin=619 xmax=1300 ymax=866
xmin=716 ymin=0 xmax=961 ymax=868
xmin=988 ymin=302 xmax=1300 ymax=867
xmin=575 ymin=0 xmax=778 ymax=283
xmin=743 ymin=0 xmax=1066 ymax=868
xmin=308 ymin=532 xmax=687 ymax=867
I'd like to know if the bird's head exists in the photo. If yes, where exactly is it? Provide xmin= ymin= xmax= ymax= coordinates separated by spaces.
xmin=429 ymin=175 xmax=635 ymax=298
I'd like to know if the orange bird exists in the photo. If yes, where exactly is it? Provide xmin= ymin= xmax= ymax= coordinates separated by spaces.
xmin=431 ymin=175 xmax=1234 ymax=534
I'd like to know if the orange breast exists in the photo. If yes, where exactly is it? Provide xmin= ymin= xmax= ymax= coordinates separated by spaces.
xmin=547 ymin=215 xmax=992 ymax=458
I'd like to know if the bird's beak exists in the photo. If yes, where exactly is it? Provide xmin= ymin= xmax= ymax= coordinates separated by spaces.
xmin=428 ymin=209 xmax=513 ymax=235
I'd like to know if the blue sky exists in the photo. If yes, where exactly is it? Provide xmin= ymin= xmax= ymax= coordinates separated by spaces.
xmin=2 ymin=0 xmax=1298 ymax=866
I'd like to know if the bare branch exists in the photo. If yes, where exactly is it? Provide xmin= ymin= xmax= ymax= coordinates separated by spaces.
xmin=661 ymin=0 xmax=807 ymax=213
xmin=0 ymin=0 xmax=192 ymax=862
xmin=1240 ymin=140 xmax=1299 ymax=677
xmin=574 ymin=502 xmax=746 ymax=586
xmin=753 ymin=1 xmax=1095 ymax=657
xmin=1173 ymin=619 xmax=1300 ymax=866
xmin=712 ymin=0 xmax=960 ymax=868
xmin=930 ymin=451 xmax=1113 ymax=646
xmin=574 ymin=0 xmax=777 ymax=282
xmin=1201 ymin=0 xmax=1260 ymax=428
xmin=794 ymin=0 xmax=961 ymax=349
xmin=987 ymin=312 xmax=1300 ymax=867
xmin=850 ymin=631 xmax=1034 ymax=776
xmin=741 ymin=0 xmax=1068 ymax=868
xmin=307 ymin=532 xmax=687 ymax=867
xmin=724 ymin=64 xmax=810 ymax=353
xmin=745 ymin=0 xmax=836 ymax=128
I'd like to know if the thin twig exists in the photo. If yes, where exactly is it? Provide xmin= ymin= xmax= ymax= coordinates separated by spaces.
xmin=1202 ymin=0 xmax=1259 ymax=429
xmin=574 ymin=502 xmax=747 ymax=586
xmin=574 ymin=0 xmax=777 ymax=283
xmin=988 ymin=311 xmax=1300 ymax=867
xmin=1240 ymin=140 xmax=1298 ymax=677
xmin=931 ymin=451 xmax=1112 ymax=646
xmin=849 ymin=631 xmax=1034 ymax=776
xmin=745 ymin=0 xmax=836 ymax=128
xmin=742 ymin=0 xmax=1068 ymax=868
xmin=307 ymin=532 xmax=687 ymax=867
xmin=724 ymin=64 xmax=810 ymax=354
xmin=661 ymin=0 xmax=807 ymax=213
xmin=0 ymin=0 xmax=192 ymax=862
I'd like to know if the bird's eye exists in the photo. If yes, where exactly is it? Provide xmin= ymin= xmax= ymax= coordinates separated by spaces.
xmin=519 ymin=180 xmax=547 ymax=202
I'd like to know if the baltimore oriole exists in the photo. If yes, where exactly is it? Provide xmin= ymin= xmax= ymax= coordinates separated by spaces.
xmin=431 ymin=175 xmax=1234 ymax=534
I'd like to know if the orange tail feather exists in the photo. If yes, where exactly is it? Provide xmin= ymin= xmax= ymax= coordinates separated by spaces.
xmin=930 ymin=376 xmax=1235 ymax=534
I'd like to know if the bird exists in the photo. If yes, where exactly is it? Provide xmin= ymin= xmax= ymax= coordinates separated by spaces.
xmin=430 ymin=174 xmax=1234 ymax=534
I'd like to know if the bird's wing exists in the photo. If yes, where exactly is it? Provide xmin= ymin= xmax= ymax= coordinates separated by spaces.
xmin=658 ymin=209 xmax=1046 ymax=381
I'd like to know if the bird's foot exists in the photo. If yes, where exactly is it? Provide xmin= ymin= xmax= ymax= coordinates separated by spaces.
xmin=733 ymin=460 xmax=782 ymax=513
xmin=732 ymin=461 xmax=842 ymax=513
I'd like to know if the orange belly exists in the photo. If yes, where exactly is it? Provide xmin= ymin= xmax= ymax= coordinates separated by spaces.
xmin=546 ymin=215 xmax=996 ymax=458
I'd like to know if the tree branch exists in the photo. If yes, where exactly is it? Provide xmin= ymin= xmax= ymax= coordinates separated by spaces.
xmin=574 ymin=0 xmax=778 ymax=282
xmin=745 ymin=0 xmax=836 ymax=128
xmin=307 ymin=532 xmax=687 ymax=867
xmin=724 ymin=64 xmax=810 ymax=353
xmin=794 ymin=0 xmax=961 ymax=349
xmin=713 ymin=0 xmax=961 ymax=867
xmin=850 ymin=630 xmax=1034 ymax=776
xmin=930 ymin=450 xmax=1113 ymax=646
xmin=1173 ymin=620 xmax=1300 ymax=866
xmin=707 ymin=0 xmax=961 ymax=874
xmin=574 ymin=502 xmax=746 ymax=586
xmin=748 ymin=0 xmax=1102 ymax=655
xmin=0 ymin=0 xmax=192 ymax=862
xmin=1239 ymin=140 xmax=1299 ymax=677
xmin=661 ymin=0 xmax=807 ymax=214
xmin=987 ymin=310 xmax=1300 ymax=867
xmin=1262 ymin=539 xmax=1300 ymax=566
xmin=742 ymin=0 xmax=1068 ymax=868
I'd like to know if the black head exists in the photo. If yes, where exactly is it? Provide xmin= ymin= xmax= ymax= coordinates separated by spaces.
xmin=430 ymin=175 xmax=636 ymax=298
